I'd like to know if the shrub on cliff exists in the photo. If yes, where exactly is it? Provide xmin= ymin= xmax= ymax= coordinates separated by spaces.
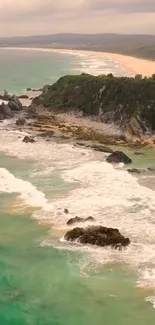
xmin=32 ymin=74 xmax=155 ymax=130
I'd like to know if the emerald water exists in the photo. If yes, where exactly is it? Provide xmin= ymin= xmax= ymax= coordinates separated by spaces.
xmin=0 ymin=154 xmax=155 ymax=325
xmin=0 ymin=48 xmax=128 ymax=94
xmin=0 ymin=48 xmax=155 ymax=324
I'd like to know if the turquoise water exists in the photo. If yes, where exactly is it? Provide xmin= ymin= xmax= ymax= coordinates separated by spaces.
xmin=1 ymin=154 xmax=155 ymax=325
xmin=0 ymin=48 xmax=128 ymax=94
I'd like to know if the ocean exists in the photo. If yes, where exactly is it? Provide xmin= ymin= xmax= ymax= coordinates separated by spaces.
xmin=0 ymin=48 xmax=155 ymax=324
xmin=0 ymin=47 xmax=129 ymax=94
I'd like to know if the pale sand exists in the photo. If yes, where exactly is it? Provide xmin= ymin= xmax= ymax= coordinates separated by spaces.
xmin=1 ymin=46 xmax=155 ymax=77
xmin=49 ymin=48 xmax=155 ymax=77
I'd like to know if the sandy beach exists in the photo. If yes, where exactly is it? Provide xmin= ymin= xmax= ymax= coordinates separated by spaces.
xmin=49 ymin=48 xmax=155 ymax=77
xmin=1 ymin=46 xmax=155 ymax=77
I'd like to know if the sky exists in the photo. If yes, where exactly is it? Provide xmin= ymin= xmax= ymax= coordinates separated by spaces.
xmin=0 ymin=0 xmax=155 ymax=37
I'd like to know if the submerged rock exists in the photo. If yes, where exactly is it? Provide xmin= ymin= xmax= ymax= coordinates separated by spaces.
xmin=127 ymin=168 xmax=141 ymax=174
xmin=22 ymin=136 xmax=35 ymax=143
xmin=134 ymin=151 xmax=144 ymax=156
xmin=40 ymin=130 xmax=54 ymax=138
xmin=65 ymin=225 xmax=130 ymax=248
xmin=85 ymin=216 xmax=95 ymax=222
xmin=67 ymin=216 xmax=96 ymax=226
xmin=67 ymin=217 xmax=84 ymax=225
xmin=16 ymin=118 xmax=26 ymax=126
xmin=106 ymin=151 xmax=132 ymax=164
xmin=64 ymin=208 xmax=69 ymax=214
xmin=91 ymin=144 xmax=113 ymax=153
xmin=148 ymin=168 xmax=155 ymax=172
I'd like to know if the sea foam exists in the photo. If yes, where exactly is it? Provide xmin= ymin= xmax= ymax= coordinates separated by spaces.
xmin=0 ymin=168 xmax=47 ymax=208
xmin=1 ymin=127 xmax=155 ymax=289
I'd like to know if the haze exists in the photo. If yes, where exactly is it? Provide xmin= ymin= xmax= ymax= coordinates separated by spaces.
xmin=0 ymin=0 xmax=155 ymax=37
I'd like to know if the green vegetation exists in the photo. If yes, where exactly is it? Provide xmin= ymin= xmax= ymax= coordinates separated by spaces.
xmin=33 ymin=73 xmax=155 ymax=130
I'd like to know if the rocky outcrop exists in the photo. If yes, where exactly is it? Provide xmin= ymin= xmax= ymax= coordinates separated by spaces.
xmin=67 ymin=216 xmax=95 ymax=226
xmin=22 ymin=136 xmax=35 ymax=143
xmin=0 ymin=90 xmax=11 ymax=101
xmin=0 ymin=102 xmax=14 ymax=120
xmin=65 ymin=225 xmax=130 ymax=249
xmin=0 ymin=95 xmax=23 ymax=120
xmin=31 ymin=74 xmax=155 ymax=132
xmin=106 ymin=151 xmax=132 ymax=164
xmin=122 ymin=117 xmax=147 ymax=141
xmin=8 ymin=96 xmax=22 ymax=111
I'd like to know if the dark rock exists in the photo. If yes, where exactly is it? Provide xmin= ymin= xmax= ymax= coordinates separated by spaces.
xmin=127 ymin=168 xmax=141 ymax=174
xmin=91 ymin=144 xmax=113 ymax=153
xmin=27 ymin=87 xmax=42 ymax=92
xmin=67 ymin=216 xmax=96 ymax=226
xmin=0 ymin=90 xmax=11 ymax=101
xmin=67 ymin=217 xmax=84 ymax=225
xmin=106 ymin=151 xmax=132 ymax=164
xmin=76 ymin=142 xmax=86 ymax=147
xmin=0 ymin=102 xmax=14 ymax=119
xmin=8 ymin=96 xmax=22 ymax=111
xmin=148 ymin=168 xmax=155 ymax=172
xmin=18 ymin=94 xmax=29 ymax=99
xmin=65 ymin=227 xmax=85 ymax=241
xmin=134 ymin=151 xmax=144 ymax=156
xmin=22 ymin=136 xmax=35 ymax=143
xmin=40 ymin=131 xmax=54 ymax=138
xmin=65 ymin=225 xmax=130 ymax=248
xmin=16 ymin=118 xmax=26 ymax=126
xmin=64 ymin=208 xmax=69 ymax=214
xmin=85 ymin=216 xmax=95 ymax=222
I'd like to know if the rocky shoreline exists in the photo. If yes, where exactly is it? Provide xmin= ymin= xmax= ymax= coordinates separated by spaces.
xmin=1 ymin=88 xmax=155 ymax=169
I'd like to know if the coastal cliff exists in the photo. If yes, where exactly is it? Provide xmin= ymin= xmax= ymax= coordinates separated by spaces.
xmin=32 ymin=74 xmax=155 ymax=135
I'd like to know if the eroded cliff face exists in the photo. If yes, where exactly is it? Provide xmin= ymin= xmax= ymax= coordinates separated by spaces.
xmin=32 ymin=74 xmax=155 ymax=134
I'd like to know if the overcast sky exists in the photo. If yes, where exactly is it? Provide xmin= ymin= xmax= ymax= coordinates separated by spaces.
xmin=0 ymin=0 xmax=155 ymax=37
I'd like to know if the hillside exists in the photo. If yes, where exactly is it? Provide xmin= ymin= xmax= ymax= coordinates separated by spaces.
xmin=1 ymin=33 xmax=155 ymax=61
xmin=32 ymin=74 xmax=155 ymax=132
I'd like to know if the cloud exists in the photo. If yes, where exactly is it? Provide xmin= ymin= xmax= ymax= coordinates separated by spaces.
xmin=1 ymin=0 xmax=155 ymax=20
xmin=87 ymin=0 xmax=155 ymax=13
xmin=0 ymin=0 xmax=155 ymax=36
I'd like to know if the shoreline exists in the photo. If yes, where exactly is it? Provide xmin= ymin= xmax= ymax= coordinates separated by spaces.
xmin=1 ymin=46 xmax=155 ymax=76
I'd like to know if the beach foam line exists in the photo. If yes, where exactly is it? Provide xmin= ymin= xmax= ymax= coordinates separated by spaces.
xmin=0 ymin=168 xmax=47 ymax=208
